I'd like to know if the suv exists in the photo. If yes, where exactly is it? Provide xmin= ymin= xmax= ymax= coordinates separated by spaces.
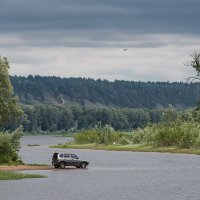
xmin=52 ymin=153 xmax=89 ymax=169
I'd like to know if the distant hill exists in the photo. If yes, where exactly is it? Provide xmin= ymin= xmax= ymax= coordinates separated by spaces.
xmin=11 ymin=76 xmax=200 ymax=109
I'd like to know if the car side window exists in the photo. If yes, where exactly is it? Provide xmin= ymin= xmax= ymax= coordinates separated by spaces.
xmin=64 ymin=154 xmax=70 ymax=158
xmin=59 ymin=154 xmax=64 ymax=158
xmin=71 ymin=155 xmax=78 ymax=159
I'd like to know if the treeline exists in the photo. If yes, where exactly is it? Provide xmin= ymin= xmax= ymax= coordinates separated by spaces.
xmin=9 ymin=105 xmax=162 ymax=133
xmin=11 ymin=76 xmax=200 ymax=108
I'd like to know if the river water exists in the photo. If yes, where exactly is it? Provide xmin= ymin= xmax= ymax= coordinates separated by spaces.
xmin=1 ymin=136 xmax=200 ymax=200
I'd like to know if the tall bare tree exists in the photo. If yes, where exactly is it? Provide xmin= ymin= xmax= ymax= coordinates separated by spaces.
xmin=186 ymin=51 xmax=200 ymax=82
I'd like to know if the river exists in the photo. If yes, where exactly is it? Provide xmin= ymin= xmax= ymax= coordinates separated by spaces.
xmin=1 ymin=136 xmax=200 ymax=200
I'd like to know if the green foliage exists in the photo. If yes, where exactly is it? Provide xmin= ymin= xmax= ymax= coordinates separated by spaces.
xmin=0 ymin=171 xmax=46 ymax=180
xmin=0 ymin=127 xmax=23 ymax=164
xmin=74 ymin=129 xmax=99 ymax=144
xmin=6 ymin=104 xmax=162 ymax=132
xmin=132 ymin=107 xmax=200 ymax=149
xmin=0 ymin=57 xmax=23 ymax=128
xmin=118 ymin=136 xmax=130 ymax=145
xmin=132 ymin=126 xmax=155 ymax=145
xmin=11 ymin=76 xmax=200 ymax=109
xmin=27 ymin=144 xmax=40 ymax=147
xmin=160 ymin=105 xmax=178 ymax=126
xmin=74 ymin=125 xmax=123 ymax=145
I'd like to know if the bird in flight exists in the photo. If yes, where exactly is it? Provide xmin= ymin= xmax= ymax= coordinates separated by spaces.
xmin=123 ymin=49 xmax=128 ymax=51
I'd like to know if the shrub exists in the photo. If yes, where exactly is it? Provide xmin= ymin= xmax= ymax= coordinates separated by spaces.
xmin=0 ymin=127 xmax=23 ymax=164
xmin=74 ymin=125 xmax=122 ymax=145
xmin=74 ymin=129 xmax=99 ymax=144
xmin=176 ymin=122 xmax=200 ymax=148
xmin=132 ymin=126 xmax=155 ymax=145
xmin=132 ymin=121 xmax=200 ymax=149
xmin=118 ymin=136 xmax=130 ymax=145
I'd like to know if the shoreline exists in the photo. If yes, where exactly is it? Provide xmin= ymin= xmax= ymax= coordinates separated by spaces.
xmin=51 ymin=143 xmax=200 ymax=155
xmin=0 ymin=164 xmax=54 ymax=171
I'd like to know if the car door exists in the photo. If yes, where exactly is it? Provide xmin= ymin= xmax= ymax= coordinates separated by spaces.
xmin=64 ymin=154 xmax=71 ymax=166
xmin=70 ymin=154 xmax=80 ymax=166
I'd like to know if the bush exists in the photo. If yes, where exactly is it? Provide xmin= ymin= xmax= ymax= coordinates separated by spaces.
xmin=132 ymin=126 xmax=155 ymax=145
xmin=118 ymin=136 xmax=130 ymax=145
xmin=74 ymin=129 xmax=99 ymax=144
xmin=0 ymin=127 xmax=23 ymax=164
xmin=74 ymin=125 xmax=122 ymax=145
xmin=132 ymin=107 xmax=200 ymax=149
xmin=132 ymin=121 xmax=200 ymax=149
xmin=177 ymin=122 xmax=200 ymax=148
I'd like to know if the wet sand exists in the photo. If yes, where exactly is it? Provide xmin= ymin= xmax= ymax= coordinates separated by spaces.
xmin=0 ymin=165 xmax=54 ymax=171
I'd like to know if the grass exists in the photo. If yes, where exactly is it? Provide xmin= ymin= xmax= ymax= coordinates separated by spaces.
xmin=27 ymin=144 xmax=40 ymax=147
xmin=28 ymin=163 xmax=49 ymax=167
xmin=0 ymin=171 xmax=46 ymax=180
xmin=50 ymin=143 xmax=200 ymax=155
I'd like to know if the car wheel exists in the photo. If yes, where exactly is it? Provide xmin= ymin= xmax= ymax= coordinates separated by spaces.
xmin=59 ymin=162 xmax=65 ymax=169
xmin=54 ymin=164 xmax=59 ymax=169
xmin=80 ymin=162 xmax=87 ymax=169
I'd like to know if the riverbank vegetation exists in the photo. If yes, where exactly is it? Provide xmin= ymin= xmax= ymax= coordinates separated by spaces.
xmin=132 ymin=106 xmax=200 ymax=149
xmin=0 ymin=57 xmax=47 ymax=180
xmin=0 ymin=127 xmax=23 ymax=164
xmin=0 ymin=57 xmax=23 ymax=165
xmin=53 ymin=143 xmax=200 ymax=155
xmin=0 ymin=171 xmax=46 ymax=180
xmin=27 ymin=144 xmax=40 ymax=147
xmin=52 ymin=106 xmax=200 ymax=155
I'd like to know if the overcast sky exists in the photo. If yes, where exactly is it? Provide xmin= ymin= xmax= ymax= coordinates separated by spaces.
xmin=0 ymin=0 xmax=200 ymax=81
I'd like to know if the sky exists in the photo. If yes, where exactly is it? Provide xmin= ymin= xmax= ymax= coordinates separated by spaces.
xmin=0 ymin=0 xmax=200 ymax=82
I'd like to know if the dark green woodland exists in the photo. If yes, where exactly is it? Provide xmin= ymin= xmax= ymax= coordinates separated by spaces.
xmin=11 ymin=76 xmax=200 ymax=108
xmin=8 ymin=76 xmax=200 ymax=133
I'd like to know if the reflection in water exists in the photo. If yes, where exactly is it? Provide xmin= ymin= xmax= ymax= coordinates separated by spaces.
xmin=1 ymin=136 xmax=200 ymax=200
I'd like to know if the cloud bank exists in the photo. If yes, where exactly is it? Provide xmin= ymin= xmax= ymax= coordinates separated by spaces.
xmin=0 ymin=0 xmax=199 ymax=81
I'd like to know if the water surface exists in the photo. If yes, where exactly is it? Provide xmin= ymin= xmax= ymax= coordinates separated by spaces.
xmin=1 ymin=136 xmax=200 ymax=200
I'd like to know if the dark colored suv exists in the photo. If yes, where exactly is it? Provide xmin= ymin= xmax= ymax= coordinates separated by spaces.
xmin=52 ymin=153 xmax=89 ymax=169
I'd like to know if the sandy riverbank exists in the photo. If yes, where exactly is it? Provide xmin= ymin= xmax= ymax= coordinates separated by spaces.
xmin=0 ymin=165 xmax=54 ymax=171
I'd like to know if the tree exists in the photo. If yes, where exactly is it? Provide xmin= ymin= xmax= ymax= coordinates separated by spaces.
xmin=0 ymin=57 xmax=23 ymax=164
xmin=186 ymin=51 xmax=200 ymax=82
xmin=0 ymin=57 xmax=23 ymax=128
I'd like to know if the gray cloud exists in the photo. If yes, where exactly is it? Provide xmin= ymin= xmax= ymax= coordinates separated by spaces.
xmin=0 ymin=0 xmax=199 ymax=35
xmin=0 ymin=0 xmax=199 ymax=81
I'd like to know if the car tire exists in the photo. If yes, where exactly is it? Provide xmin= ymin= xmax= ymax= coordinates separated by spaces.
xmin=59 ymin=162 xmax=65 ymax=169
xmin=54 ymin=164 xmax=59 ymax=169
xmin=80 ymin=162 xmax=87 ymax=169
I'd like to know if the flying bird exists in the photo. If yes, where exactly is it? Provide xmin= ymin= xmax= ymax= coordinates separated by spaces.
xmin=123 ymin=49 xmax=128 ymax=51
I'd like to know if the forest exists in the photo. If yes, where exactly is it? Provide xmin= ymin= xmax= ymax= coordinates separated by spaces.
xmin=8 ymin=76 xmax=200 ymax=133
xmin=11 ymin=76 xmax=200 ymax=109
xmin=7 ymin=105 xmax=162 ymax=132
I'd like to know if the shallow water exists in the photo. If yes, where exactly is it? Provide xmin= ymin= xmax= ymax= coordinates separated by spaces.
xmin=1 ymin=136 xmax=200 ymax=200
